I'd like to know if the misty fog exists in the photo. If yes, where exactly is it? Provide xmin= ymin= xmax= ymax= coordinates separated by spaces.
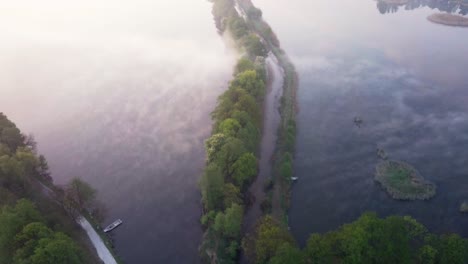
xmin=0 ymin=0 xmax=236 ymax=262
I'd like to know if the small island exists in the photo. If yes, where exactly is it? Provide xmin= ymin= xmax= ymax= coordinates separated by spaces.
xmin=460 ymin=201 xmax=468 ymax=213
xmin=375 ymin=160 xmax=436 ymax=200
xmin=428 ymin=13 xmax=468 ymax=27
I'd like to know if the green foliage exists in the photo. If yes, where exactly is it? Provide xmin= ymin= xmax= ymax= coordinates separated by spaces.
xmin=228 ymin=16 xmax=249 ymax=40
xmin=213 ymin=137 xmax=246 ymax=176
xmin=243 ymin=34 xmax=267 ymax=58
xmin=235 ymin=57 xmax=256 ymax=75
xmin=280 ymin=161 xmax=292 ymax=180
xmin=231 ymin=153 xmax=257 ymax=188
xmin=200 ymin=164 xmax=225 ymax=211
xmin=438 ymin=234 xmax=468 ymax=264
xmin=219 ymin=118 xmax=241 ymax=138
xmin=418 ymin=245 xmax=437 ymax=264
xmin=268 ymin=243 xmax=304 ymax=264
xmin=305 ymin=234 xmax=334 ymax=264
xmin=223 ymin=183 xmax=242 ymax=209
xmin=29 ymin=232 xmax=83 ymax=264
xmin=65 ymin=177 xmax=96 ymax=212
xmin=0 ymin=113 xmax=24 ymax=152
xmin=201 ymin=210 xmax=217 ymax=227
xmin=243 ymin=215 xmax=295 ymax=264
xmin=0 ymin=199 xmax=42 ymax=263
xmin=230 ymin=70 xmax=265 ymax=100
xmin=205 ymin=133 xmax=228 ymax=163
xmin=214 ymin=204 xmax=243 ymax=239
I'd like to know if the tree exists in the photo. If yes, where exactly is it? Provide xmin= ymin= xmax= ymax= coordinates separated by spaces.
xmin=438 ymin=234 xmax=468 ymax=264
xmin=37 ymin=155 xmax=52 ymax=183
xmin=0 ymin=199 xmax=42 ymax=264
xmin=214 ymin=203 xmax=243 ymax=239
xmin=269 ymin=243 xmax=304 ymax=264
xmin=13 ymin=222 xmax=53 ymax=263
xmin=305 ymin=234 xmax=334 ymax=264
xmin=30 ymin=232 xmax=83 ymax=264
xmin=0 ymin=127 xmax=24 ymax=152
xmin=223 ymin=183 xmax=242 ymax=208
xmin=235 ymin=57 xmax=255 ymax=75
xmin=231 ymin=153 xmax=257 ymax=187
xmin=65 ymin=178 xmax=96 ymax=212
xmin=219 ymin=118 xmax=241 ymax=138
xmin=243 ymin=34 xmax=267 ymax=58
xmin=205 ymin=133 xmax=228 ymax=163
xmin=213 ymin=137 xmax=246 ymax=176
xmin=199 ymin=164 xmax=225 ymax=211
xmin=243 ymin=215 xmax=296 ymax=264
xmin=231 ymin=70 xmax=265 ymax=100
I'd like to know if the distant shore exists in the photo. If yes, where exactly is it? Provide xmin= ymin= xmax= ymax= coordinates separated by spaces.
xmin=428 ymin=13 xmax=468 ymax=27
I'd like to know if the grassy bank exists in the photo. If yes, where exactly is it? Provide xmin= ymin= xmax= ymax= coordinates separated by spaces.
xmin=235 ymin=0 xmax=298 ymax=225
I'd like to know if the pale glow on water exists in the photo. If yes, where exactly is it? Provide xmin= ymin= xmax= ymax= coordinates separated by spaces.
xmin=0 ymin=1 xmax=234 ymax=263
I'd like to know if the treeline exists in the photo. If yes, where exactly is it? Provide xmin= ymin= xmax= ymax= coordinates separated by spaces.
xmin=209 ymin=0 xmax=267 ymax=59
xmin=199 ymin=1 xmax=271 ymax=263
xmin=0 ymin=113 xmax=101 ymax=264
xmin=244 ymin=213 xmax=468 ymax=264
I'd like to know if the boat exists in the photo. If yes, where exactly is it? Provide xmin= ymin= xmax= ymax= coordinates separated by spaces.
xmin=103 ymin=219 xmax=123 ymax=233
xmin=291 ymin=177 xmax=298 ymax=181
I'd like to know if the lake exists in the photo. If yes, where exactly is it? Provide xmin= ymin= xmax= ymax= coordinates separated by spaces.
xmin=0 ymin=1 xmax=234 ymax=263
xmin=253 ymin=0 xmax=468 ymax=245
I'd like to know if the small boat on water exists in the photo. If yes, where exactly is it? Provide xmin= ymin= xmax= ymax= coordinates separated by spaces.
xmin=103 ymin=219 xmax=123 ymax=233
xmin=291 ymin=177 xmax=298 ymax=181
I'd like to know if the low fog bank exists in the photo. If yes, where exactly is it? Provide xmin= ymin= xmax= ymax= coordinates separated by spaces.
xmin=0 ymin=0 xmax=236 ymax=263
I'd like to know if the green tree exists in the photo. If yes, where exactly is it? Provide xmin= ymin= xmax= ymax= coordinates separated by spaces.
xmin=231 ymin=153 xmax=257 ymax=187
xmin=13 ymin=222 xmax=53 ymax=263
xmin=205 ymin=133 xmax=228 ymax=163
xmin=199 ymin=164 xmax=225 ymax=211
xmin=214 ymin=203 xmax=243 ymax=239
xmin=243 ymin=215 xmax=295 ymax=264
xmin=0 ymin=199 xmax=42 ymax=264
xmin=223 ymin=183 xmax=242 ymax=208
xmin=213 ymin=137 xmax=246 ymax=176
xmin=65 ymin=177 xmax=96 ymax=212
xmin=243 ymin=34 xmax=267 ymax=58
xmin=231 ymin=70 xmax=265 ymax=100
xmin=219 ymin=118 xmax=241 ymax=138
xmin=30 ymin=232 xmax=83 ymax=264
xmin=269 ymin=243 xmax=304 ymax=264
xmin=418 ymin=245 xmax=437 ymax=264
xmin=235 ymin=57 xmax=255 ymax=75
xmin=438 ymin=234 xmax=468 ymax=264
xmin=304 ymin=233 xmax=334 ymax=264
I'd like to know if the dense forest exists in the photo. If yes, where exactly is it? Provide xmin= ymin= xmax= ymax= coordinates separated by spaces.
xmin=0 ymin=113 xmax=101 ymax=264
xmin=199 ymin=0 xmax=269 ymax=263
xmin=244 ymin=212 xmax=468 ymax=264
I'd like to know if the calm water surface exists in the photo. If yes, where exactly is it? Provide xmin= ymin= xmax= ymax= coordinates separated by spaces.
xmin=0 ymin=1 xmax=234 ymax=262
xmin=253 ymin=0 xmax=468 ymax=245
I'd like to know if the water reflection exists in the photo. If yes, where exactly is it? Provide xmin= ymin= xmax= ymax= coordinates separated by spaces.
xmin=376 ymin=0 xmax=468 ymax=15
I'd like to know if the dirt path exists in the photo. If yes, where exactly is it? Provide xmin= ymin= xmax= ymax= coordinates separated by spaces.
xmin=242 ymin=53 xmax=284 ymax=234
